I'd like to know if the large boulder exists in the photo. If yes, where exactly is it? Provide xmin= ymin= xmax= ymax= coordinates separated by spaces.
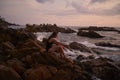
xmin=0 ymin=65 xmax=22 ymax=80
xmin=79 ymin=58 xmax=120 ymax=80
xmin=0 ymin=41 xmax=15 ymax=56
xmin=77 ymin=30 xmax=104 ymax=38
xmin=20 ymin=52 xmax=67 ymax=68
xmin=24 ymin=64 xmax=56 ymax=80
xmin=0 ymin=28 xmax=36 ymax=45
xmin=51 ymin=63 xmax=92 ymax=80
xmin=79 ymin=26 xmax=118 ymax=32
xmin=7 ymin=59 xmax=26 ymax=75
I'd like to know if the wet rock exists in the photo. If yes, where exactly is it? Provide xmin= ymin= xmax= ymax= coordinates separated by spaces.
xmin=76 ymin=55 xmax=86 ymax=61
xmin=95 ymin=42 xmax=120 ymax=48
xmin=77 ymin=30 xmax=104 ymax=38
xmin=79 ymin=26 xmax=118 ymax=32
xmin=69 ymin=42 xmax=94 ymax=53
xmin=0 ymin=65 xmax=22 ymax=80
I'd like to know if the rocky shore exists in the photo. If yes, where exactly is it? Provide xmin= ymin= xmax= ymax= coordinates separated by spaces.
xmin=0 ymin=26 xmax=120 ymax=80
xmin=0 ymin=18 xmax=120 ymax=80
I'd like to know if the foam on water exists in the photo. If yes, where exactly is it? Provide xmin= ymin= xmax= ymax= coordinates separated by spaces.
xmin=64 ymin=48 xmax=95 ymax=60
xmin=80 ymin=41 xmax=120 ymax=51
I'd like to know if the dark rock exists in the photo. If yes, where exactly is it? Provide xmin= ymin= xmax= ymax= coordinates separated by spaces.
xmin=0 ymin=16 xmax=19 ymax=28
xmin=69 ymin=42 xmax=94 ymax=53
xmin=24 ymin=64 xmax=53 ymax=80
xmin=0 ymin=28 xmax=36 ymax=45
xmin=34 ymin=52 xmax=66 ymax=67
xmin=25 ymin=24 xmax=76 ymax=33
xmin=80 ymin=58 xmax=120 ymax=80
xmin=7 ymin=59 xmax=26 ymax=75
xmin=0 ymin=65 xmax=22 ymax=80
xmin=51 ymin=63 xmax=92 ymax=80
xmin=95 ymin=42 xmax=120 ymax=48
xmin=79 ymin=26 xmax=118 ymax=32
xmin=77 ymin=30 xmax=104 ymax=38
xmin=76 ymin=55 xmax=86 ymax=61
xmin=0 ymin=41 xmax=15 ymax=56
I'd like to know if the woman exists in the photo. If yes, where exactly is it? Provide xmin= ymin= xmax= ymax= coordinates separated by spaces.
xmin=46 ymin=32 xmax=69 ymax=59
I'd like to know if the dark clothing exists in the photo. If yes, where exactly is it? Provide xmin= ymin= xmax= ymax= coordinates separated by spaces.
xmin=46 ymin=40 xmax=54 ymax=51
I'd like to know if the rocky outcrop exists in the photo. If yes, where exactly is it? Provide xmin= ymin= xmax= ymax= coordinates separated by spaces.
xmin=78 ymin=58 xmax=120 ymax=80
xmin=0 ymin=16 xmax=19 ymax=29
xmin=0 ymin=65 xmax=22 ymax=80
xmin=6 ymin=59 xmax=26 ymax=75
xmin=25 ymin=24 xmax=76 ymax=33
xmin=24 ymin=64 xmax=53 ymax=80
xmin=79 ymin=26 xmax=118 ymax=32
xmin=95 ymin=42 xmax=120 ymax=48
xmin=77 ymin=30 xmax=104 ymax=38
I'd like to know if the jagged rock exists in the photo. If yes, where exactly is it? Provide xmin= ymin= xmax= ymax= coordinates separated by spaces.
xmin=24 ymin=64 xmax=54 ymax=80
xmin=51 ymin=63 xmax=92 ymax=80
xmin=69 ymin=42 xmax=94 ymax=53
xmin=0 ymin=28 xmax=36 ymax=45
xmin=0 ymin=65 xmax=22 ymax=80
xmin=1 ymin=41 xmax=15 ymax=50
xmin=25 ymin=24 xmax=76 ymax=33
xmin=76 ymin=55 xmax=86 ymax=61
xmin=80 ymin=58 xmax=120 ymax=80
xmin=7 ymin=59 xmax=26 ymax=75
xmin=33 ymin=52 xmax=66 ymax=67
xmin=77 ymin=30 xmax=104 ymax=38
xmin=0 ymin=41 xmax=15 ymax=56
xmin=95 ymin=42 xmax=120 ymax=48
xmin=76 ymin=55 xmax=95 ymax=62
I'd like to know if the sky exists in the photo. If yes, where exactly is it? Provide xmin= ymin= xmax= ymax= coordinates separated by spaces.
xmin=0 ymin=0 xmax=120 ymax=27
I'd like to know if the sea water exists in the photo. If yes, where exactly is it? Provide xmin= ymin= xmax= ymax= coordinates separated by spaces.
xmin=35 ymin=29 xmax=120 ymax=62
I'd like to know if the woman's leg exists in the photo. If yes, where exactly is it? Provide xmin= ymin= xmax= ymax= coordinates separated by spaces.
xmin=57 ymin=45 xmax=66 ymax=58
xmin=48 ymin=45 xmax=66 ymax=58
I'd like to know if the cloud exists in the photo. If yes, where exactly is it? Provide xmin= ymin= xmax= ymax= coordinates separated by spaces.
xmin=103 ymin=3 xmax=120 ymax=15
xmin=90 ymin=0 xmax=109 ymax=3
xmin=36 ymin=0 xmax=54 ymax=3
xmin=71 ymin=0 xmax=120 ymax=16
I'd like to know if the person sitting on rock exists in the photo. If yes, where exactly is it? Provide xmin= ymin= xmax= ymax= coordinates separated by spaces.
xmin=46 ymin=32 xmax=70 ymax=59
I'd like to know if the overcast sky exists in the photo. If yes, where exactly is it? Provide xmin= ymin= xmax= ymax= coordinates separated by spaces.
xmin=0 ymin=0 xmax=120 ymax=27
